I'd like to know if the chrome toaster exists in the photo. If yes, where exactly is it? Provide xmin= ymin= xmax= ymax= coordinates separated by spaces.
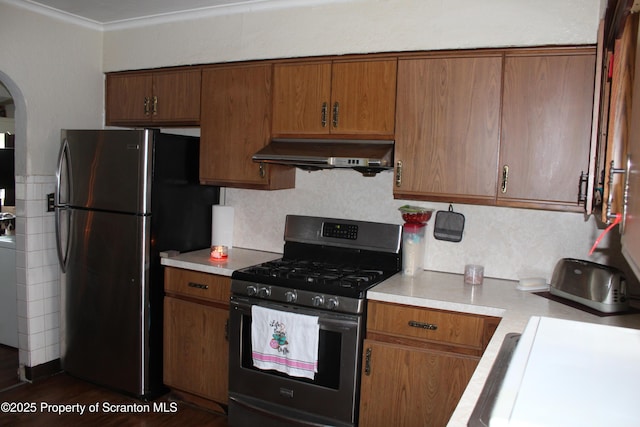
xmin=550 ymin=258 xmax=628 ymax=313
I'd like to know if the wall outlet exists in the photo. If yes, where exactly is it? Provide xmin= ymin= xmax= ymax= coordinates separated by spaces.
xmin=47 ymin=193 xmax=55 ymax=212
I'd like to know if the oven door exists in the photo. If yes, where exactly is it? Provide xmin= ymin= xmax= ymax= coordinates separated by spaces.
xmin=228 ymin=294 xmax=363 ymax=427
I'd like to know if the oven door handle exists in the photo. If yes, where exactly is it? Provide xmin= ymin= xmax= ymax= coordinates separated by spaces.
xmin=230 ymin=298 xmax=360 ymax=330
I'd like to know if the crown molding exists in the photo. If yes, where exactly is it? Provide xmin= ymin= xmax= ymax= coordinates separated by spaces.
xmin=3 ymin=0 xmax=357 ymax=32
xmin=2 ymin=0 xmax=103 ymax=31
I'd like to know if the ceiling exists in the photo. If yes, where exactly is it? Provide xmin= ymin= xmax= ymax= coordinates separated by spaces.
xmin=16 ymin=0 xmax=275 ymax=24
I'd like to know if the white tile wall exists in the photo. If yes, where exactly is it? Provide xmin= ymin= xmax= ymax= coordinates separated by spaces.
xmin=14 ymin=175 xmax=59 ymax=371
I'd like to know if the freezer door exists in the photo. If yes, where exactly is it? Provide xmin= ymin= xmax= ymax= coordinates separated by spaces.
xmin=61 ymin=129 xmax=153 ymax=214
xmin=60 ymin=209 xmax=152 ymax=396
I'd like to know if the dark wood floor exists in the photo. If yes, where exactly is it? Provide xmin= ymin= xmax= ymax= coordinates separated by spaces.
xmin=0 ymin=344 xmax=21 ymax=390
xmin=0 ymin=372 xmax=229 ymax=426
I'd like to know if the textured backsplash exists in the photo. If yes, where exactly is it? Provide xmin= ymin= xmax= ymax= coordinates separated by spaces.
xmin=227 ymin=168 xmax=623 ymax=283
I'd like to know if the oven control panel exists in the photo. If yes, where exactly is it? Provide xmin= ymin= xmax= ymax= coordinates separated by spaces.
xmin=322 ymin=222 xmax=358 ymax=240
xmin=231 ymin=280 xmax=365 ymax=315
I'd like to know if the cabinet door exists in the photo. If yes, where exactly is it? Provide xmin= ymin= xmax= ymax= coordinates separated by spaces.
xmin=200 ymin=64 xmax=294 ymax=189
xmin=331 ymin=59 xmax=397 ymax=135
xmin=105 ymin=73 xmax=153 ymax=125
xmin=499 ymin=52 xmax=596 ymax=211
xmin=601 ymin=15 xmax=638 ymax=223
xmin=272 ymin=62 xmax=332 ymax=135
xmin=359 ymin=340 xmax=478 ymax=427
xmin=152 ymin=68 xmax=201 ymax=125
xmin=394 ymin=55 xmax=502 ymax=202
xmin=163 ymin=297 xmax=228 ymax=404
xmin=622 ymin=16 xmax=640 ymax=278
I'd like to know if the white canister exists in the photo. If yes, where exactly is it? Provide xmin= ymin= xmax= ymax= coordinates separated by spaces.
xmin=402 ymin=223 xmax=426 ymax=276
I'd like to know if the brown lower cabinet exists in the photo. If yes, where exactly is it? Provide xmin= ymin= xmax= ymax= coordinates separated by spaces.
xmin=163 ymin=267 xmax=230 ymax=412
xmin=359 ymin=301 xmax=500 ymax=427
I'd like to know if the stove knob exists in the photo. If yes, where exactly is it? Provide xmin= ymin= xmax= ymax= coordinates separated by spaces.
xmin=258 ymin=286 xmax=271 ymax=298
xmin=246 ymin=285 xmax=257 ymax=296
xmin=285 ymin=291 xmax=297 ymax=303
xmin=312 ymin=295 xmax=325 ymax=307
xmin=326 ymin=298 xmax=339 ymax=310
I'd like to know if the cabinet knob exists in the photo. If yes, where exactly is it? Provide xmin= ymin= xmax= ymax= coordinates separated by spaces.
xmin=152 ymin=96 xmax=158 ymax=115
xmin=606 ymin=156 xmax=630 ymax=233
xmin=332 ymin=102 xmax=339 ymax=128
xmin=408 ymin=320 xmax=438 ymax=330
xmin=321 ymin=102 xmax=328 ymax=128
xmin=364 ymin=347 xmax=372 ymax=376
xmin=501 ymin=165 xmax=509 ymax=194
xmin=578 ymin=171 xmax=588 ymax=205
xmin=187 ymin=282 xmax=209 ymax=290
xmin=259 ymin=162 xmax=266 ymax=179
xmin=395 ymin=160 xmax=403 ymax=187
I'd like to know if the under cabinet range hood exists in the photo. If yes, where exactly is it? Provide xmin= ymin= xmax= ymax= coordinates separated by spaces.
xmin=253 ymin=138 xmax=394 ymax=176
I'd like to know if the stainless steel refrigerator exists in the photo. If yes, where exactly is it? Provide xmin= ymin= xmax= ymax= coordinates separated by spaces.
xmin=55 ymin=129 xmax=218 ymax=398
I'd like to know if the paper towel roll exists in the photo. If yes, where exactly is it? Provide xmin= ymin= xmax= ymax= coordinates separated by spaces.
xmin=211 ymin=205 xmax=234 ymax=248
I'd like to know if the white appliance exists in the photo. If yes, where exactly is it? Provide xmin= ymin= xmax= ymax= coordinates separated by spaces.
xmin=0 ymin=237 xmax=17 ymax=347
xmin=490 ymin=316 xmax=640 ymax=426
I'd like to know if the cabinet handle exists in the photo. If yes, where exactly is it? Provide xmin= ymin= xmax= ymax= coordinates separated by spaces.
xmin=578 ymin=171 xmax=588 ymax=206
xmin=187 ymin=282 xmax=209 ymax=290
xmin=364 ymin=347 xmax=372 ymax=376
xmin=408 ymin=320 xmax=438 ymax=330
xmin=332 ymin=102 xmax=339 ymax=128
xmin=606 ymin=156 xmax=630 ymax=233
xmin=152 ymin=96 xmax=158 ymax=115
xmin=622 ymin=155 xmax=631 ymax=234
xmin=259 ymin=162 xmax=266 ymax=178
xmin=321 ymin=102 xmax=328 ymax=128
xmin=501 ymin=165 xmax=509 ymax=194
xmin=143 ymin=97 xmax=150 ymax=115
xmin=395 ymin=160 xmax=403 ymax=187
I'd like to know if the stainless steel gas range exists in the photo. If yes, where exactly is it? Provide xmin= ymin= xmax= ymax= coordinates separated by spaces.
xmin=228 ymin=215 xmax=402 ymax=427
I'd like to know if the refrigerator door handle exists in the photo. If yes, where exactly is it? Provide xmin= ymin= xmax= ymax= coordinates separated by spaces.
xmin=56 ymin=138 xmax=70 ymax=206
xmin=55 ymin=138 xmax=71 ymax=272
xmin=55 ymin=206 xmax=70 ymax=273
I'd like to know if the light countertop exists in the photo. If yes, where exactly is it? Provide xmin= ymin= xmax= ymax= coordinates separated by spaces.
xmin=160 ymin=247 xmax=281 ymax=276
xmin=368 ymin=271 xmax=640 ymax=427
xmin=160 ymin=249 xmax=640 ymax=426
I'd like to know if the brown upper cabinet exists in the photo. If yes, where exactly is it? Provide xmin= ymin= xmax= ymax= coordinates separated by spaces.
xmin=394 ymin=47 xmax=596 ymax=212
xmin=598 ymin=12 xmax=638 ymax=224
xmin=106 ymin=67 xmax=201 ymax=126
xmin=621 ymin=12 xmax=640 ymax=277
xmin=105 ymin=67 xmax=202 ymax=126
xmin=199 ymin=63 xmax=295 ymax=190
xmin=394 ymin=53 xmax=503 ymax=204
xmin=272 ymin=58 xmax=397 ymax=137
xmin=498 ymin=49 xmax=596 ymax=211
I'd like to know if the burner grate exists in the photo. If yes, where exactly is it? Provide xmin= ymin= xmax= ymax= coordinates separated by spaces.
xmin=240 ymin=259 xmax=385 ymax=290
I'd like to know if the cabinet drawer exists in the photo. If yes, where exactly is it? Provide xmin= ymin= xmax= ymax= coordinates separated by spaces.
xmin=164 ymin=267 xmax=231 ymax=304
xmin=367 ymin=301 xmax=496 ymax=350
